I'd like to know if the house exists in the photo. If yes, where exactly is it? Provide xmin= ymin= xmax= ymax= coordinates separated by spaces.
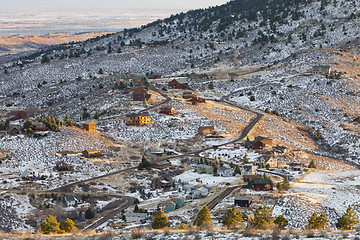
xmin=168 ymin=78 xmax=189 ymax=89
xmin=34 ymin=122 xmax=49 ymax=131
xmin=245 ymin=136 xmax=273 ymax=150
xmin=257 ymin=155 xmax=278 ymax=168
xmin=133 ymin=86 xmax=152 ymax=101
xmin=82 ymin=149 xmax=100 ymax=158
xmin=14 ymin=111 xmax=27 ymax=120
xmin=192 ymin=186 xmax=209 ymax=199
xmin=152 ymin=176 xmax=173 ymax=189
xmin=83 ymin=120 xmax=96 ymax=132
xmin=21 ymin=169 xmax=36 ymax=180
xmin=152 ymin=161 xmax=170 ymax=169
xmin=234 ymin=196 xmax=252 ymax=207
xmin=243 ymin=175 xmax=261 ymax=182
xmin=189 ymin=96 xmax=206 ymax=103
xmin=218 ymin=167 xmax=233 ymax=177
xmin=183 ymin=91 xmax=195 ymax=99
xmin=63 ymin=196 xmax=85 ymax=207
xmin=241 ymin=164 xmax=257 ymax=175
xmin=159 ymin=105 xmax=176 ymax=115
xmin=252 ymin=178 xmax=272 ymax=191
xmin=126 ymin=112 xmax=151 ymax=126
xmin=159 ymin=200 xmax=176 ymax=212
xmin=195 ymin=164 xmax=214 ymax=174
xmin=312 ymin=65 xmax=331 ymax=75
xmin=125 ymin=213 xmax=148 ymax=223
xmin=55 ymin=161 xmax=74 ymax=171
xmin=8 ymin=125 xmax=22 ymax=135
xmin=289 ymin=163 xmax=305 ymax=172
xmin=198 ymin=126 xmax=215 ymax=136
xmin=271 ymin=146 xmax=290 ymax=156
xmin=171 ymin=197 xmax=185 ymax=209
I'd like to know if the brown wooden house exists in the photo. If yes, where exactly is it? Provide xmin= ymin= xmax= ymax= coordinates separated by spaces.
xmin=188 ymin=96 xmax=206 ymax=104
xmin=245 ymin=136 xmax=273 ymax=150
xmin=160 ymin=105 xmax=176 ymax=115
xmin=55 ymin=161 xmax=74 ymax=171
xmin=253 ymin=179 xmax=272 ymax=191
xmin=198 ymin=126 xmax=215 ymax=136
xmin=183 ymin=91 xmax=195 ymax=99
xmin=83 ymin=120 xmax=96 ymax=132
xmin=168 ymin=78 xmax=189 ymax=89
xmin=152 ymin=161 xmax=170 ymax=169
xmin=14 ymin=111 xmax=27 ymax=120
xmin=126 ymin=112 xmax=151 ymax=126
xmin=34 ymin=122 xmax=48 ymax=132
xmin=152 ymin=176 xmax=173 ymax=189
xmin=133 ymin=86 xmax=151 ymax=101
xmin=243 ymin=175 xmax=261 ymax=182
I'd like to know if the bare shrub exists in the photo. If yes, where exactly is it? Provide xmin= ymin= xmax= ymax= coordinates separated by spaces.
xmin=272 ymin=227 xmax=281 ymax=240
xmin=131 ymin=229 xmax=145 ymax=239
xmin=243 ymin=227 xmax=257 ymax=237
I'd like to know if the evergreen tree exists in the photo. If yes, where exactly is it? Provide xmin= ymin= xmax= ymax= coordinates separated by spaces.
xmin=94 ymin=111 xmax=100 ymax=119
xmin=308 ymin=160 xmax=317 ymax=169
xmin=138 ymin=154 xmax=151 ymax=170
xmin=234 ymin=165 xmax=241 ymax=175
xmin=222 ymin=207 xmax=243 ymax=229
xmin=62 ymin=218 xmax=77 ymax=233
xmin=99 ymin=68 xmax=104 ymax=74
xmin=196 ymin=206 xmax=212 ymax=226
xmin=41 ymin=215 xmax=63 ymax=234
xmin=250 ymin=206 xmax=274 ymax=229
xmin=85 ymin=208 xmax=95 ymax=219
xmin=152 ymin=210 xmax=169 ymax=229
xmin=134 ymin=205 xmax=140 ymax=213
xmin=308 ymin=212 xmax=328 ymax=229
xmin=337 ymin=206 xmax=359 ymax=230
xmin=274 ymin=215 xmax=288 ymax=229
xmin=243 ymin=153 xmax=249 ymax=163
xmin=23 ymin=120 xmax=34 ymax=133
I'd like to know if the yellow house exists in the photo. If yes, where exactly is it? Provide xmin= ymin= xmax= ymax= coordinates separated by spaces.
xmin=83 ymin=120 xmax=96 ymax=132
xmin=126 ymin=113 xmax=151 ymax=126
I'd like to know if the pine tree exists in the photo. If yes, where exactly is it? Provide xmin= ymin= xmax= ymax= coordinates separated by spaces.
xmin=337 ymin=206 xmax=359 ymax=230
xmin=243 ymin=153 xmax=249 ymax=163
xmin=85 ymin=208 xmax=95 ymax=219
xmin=196 ymin=206 xmax=212 ymax=226
xmin=274 ymin=215 xmax=288 ymax=229
xmin=308 ymin=212 xmax=328 ymax=229
xmin=41 ymin=214 xmax=63 ymax=234
xmin=222 ymin=207 xmax=243 ymax=229
xmin=179 ymin=222 xmax=187 ymax=230
xmin=250 ymin=206 xmax=274 ymax=229
xmin=138 ymin=154 xmax=151 ymax=170
xmin=308 ymin=212 xmax=319 ymax=229
xmin=152 ymin=210 xmax=169 ymax=229
xmin=308 ymin=160 xmax=317 ymax=169
xmin=63 ymin=218 xmax=77 ymax=233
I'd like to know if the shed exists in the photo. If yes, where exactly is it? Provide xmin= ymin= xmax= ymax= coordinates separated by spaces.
xmin=234 ymin=196 xmax=252 ymax=207
xmin=83 ymin=120 xmax=96 ymax=132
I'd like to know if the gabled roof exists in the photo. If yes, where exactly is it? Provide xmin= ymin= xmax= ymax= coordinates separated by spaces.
xmin=253 ymin=178 xmax=270 ymax=184
xmin=154 ymin=161 xmax=169 ymax=166
xmin=83 ymin=120 xmax=95 ymax=125
xmin=126 ymin=112 xmax=150 ymax=118
xmin=170 ymin=78 xmax=188 ymax=84
xmin=235 ymin=196 xmax=251 ymax=201
xmin=64 ymin=196 xmax=81 ymax=202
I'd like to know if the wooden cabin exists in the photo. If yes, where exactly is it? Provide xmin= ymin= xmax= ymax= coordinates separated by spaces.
xmin=83 ymin=120 xmax=96 ymax=132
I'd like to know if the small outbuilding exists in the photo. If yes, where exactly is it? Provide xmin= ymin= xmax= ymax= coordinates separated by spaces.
xmin=83 ymin=120 xmax=96 ymax=132
xmin=234 ymin=196 xmax=252 ymax=207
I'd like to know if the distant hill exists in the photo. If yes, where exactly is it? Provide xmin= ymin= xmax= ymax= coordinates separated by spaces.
xmin=0 ymin=32 xmax=114 ymax=55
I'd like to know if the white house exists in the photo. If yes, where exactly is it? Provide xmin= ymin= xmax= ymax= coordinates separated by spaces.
xmin=192 ymin=186 xmax=209 ymax=199
xmin=218 ymin=167 xmax=233 ymax=177
xmin=241 ymin=164 xmax=257 ymax=175
xmin=125 ymin=213 xmax=148 ymax=223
